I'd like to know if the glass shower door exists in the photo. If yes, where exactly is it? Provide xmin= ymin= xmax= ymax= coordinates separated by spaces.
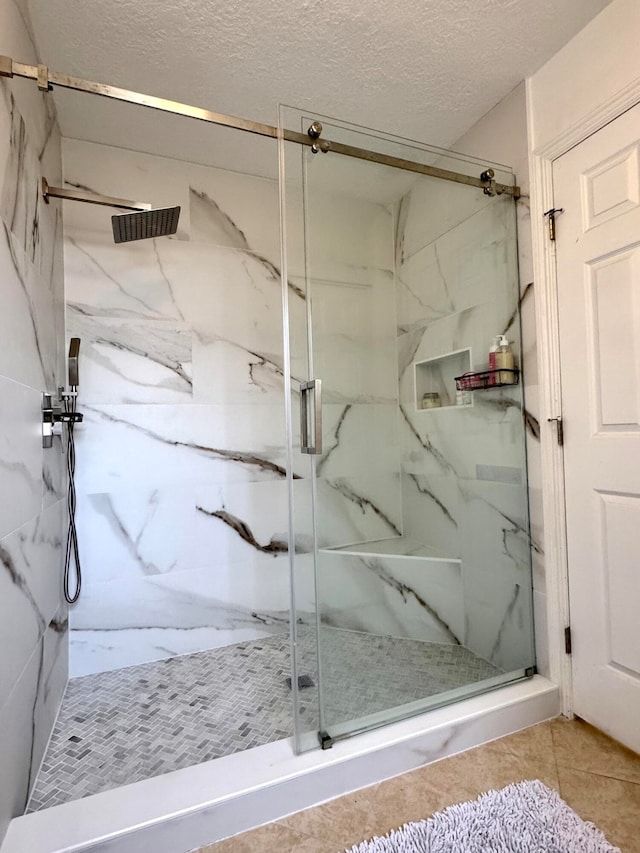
xmin=279 ymin=109 xmax=536 ymax=751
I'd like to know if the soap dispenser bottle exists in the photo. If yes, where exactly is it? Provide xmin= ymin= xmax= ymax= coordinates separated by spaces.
xmin=495 ymin=335 xmax=515 ymax=384
xmin=489 ymin=335 xmax=500 ymax=385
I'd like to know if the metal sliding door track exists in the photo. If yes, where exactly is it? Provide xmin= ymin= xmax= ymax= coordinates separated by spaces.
xmin=0 ymin=55 xmax=518 ymax=197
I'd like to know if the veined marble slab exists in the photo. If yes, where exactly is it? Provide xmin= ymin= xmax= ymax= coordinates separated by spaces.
xmin=0 ymin=501 xmax=64 ymax=706
xmin=67 ymin=314 xmax=193 ymax=404
xmin=0 ymin=377 xmax=42 ymax=541
xmin=0 ymin=10 xmax=67 ymax=846
xmin=316 ymin=549 xmax=463 ymax=644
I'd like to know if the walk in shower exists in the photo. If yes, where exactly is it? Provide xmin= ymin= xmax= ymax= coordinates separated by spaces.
xmin=1 ymin=56 xmax=535 ymax=822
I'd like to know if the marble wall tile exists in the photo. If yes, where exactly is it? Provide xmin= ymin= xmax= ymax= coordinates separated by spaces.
xmin=0 ymin=225 xmax=51 ymax=389
xmin=401 ymin=398 xmax=525 ymax=482
xmin=41 ymin=428 xmax=65 ymax=510
xmin=0 ymin=501 xmax=63 ymax=708
xmin=64 ymin=139 xmax=402 ymax=676
xmin=0 ymin=83 xmax=42 ymax=266
xmin=0 ymin=637 xmax=43 ymax=840
xmin=74 ymin=486 xmax=197 ymax=585
xmin=67 ymin=314 xmax=193 ymax=404
xmin=30 ymin=607 xmax=69 ymax=781
xmin=293 ymin=182 xmax=394 ymax=279
xmin=188 ymin=169 xmax=280 ymax=264
xmin=315 ymin=474 xmax=403 ymax=546
xmin=69 ymin=556 xmax=294 ymax=677
xmin=395 ymin=164 xmax=513 ymax=267
xmin=445 ymin=83 xmax=544 ymax=673
xmin=456 ymin=478 xmax=533 ymax=671
xmin=191 ymin=336 xmax=285 ymax=405
xmin=400 ymin=471 xmax=460 ymax=559
xmin=316 ymin=550 xmax=463 ymax=644
xmin=0 ymin=6 xmax=67 ymax=840
xmin=0 ymin=608 xmax=68 ymax=836
xmin=310 ymin=276 xmax=398 ymax=405
xmin=396 ymin=197 xmax=515 ymax=334
xmin=73 ymin=403 xmax=289 ymax=495
xmin=394 ymin=170 xmax=535 ymax=677
xmin=0 ymin=377 xmax=42 ymax=541
xmin=318 ymin=404 xmax=401 ymax=481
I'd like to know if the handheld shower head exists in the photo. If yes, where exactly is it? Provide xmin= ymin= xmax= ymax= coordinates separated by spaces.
xmin=68 ymin=337 xmax=81 ymax=387
xmin=111 ymin=206 xmax=181 ymax=244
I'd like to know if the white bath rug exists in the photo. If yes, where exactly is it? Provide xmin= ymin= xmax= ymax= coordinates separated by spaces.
xmin=345 ymin=779 xmax=620 ymax=852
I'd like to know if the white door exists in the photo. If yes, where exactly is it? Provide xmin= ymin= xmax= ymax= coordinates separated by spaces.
xmin=554 ymin=103 xmax=640 ymax=754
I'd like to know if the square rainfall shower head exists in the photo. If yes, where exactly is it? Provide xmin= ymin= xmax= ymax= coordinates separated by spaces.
xmin=112 ymin=206 xmax=181 ymax=243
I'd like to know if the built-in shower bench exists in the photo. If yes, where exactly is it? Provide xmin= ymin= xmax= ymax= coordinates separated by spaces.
xmin=316 ymin=537 xmax=463 ymax=646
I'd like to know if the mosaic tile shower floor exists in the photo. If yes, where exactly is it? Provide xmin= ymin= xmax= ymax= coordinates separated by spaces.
xmin=28 ymin=628 xmax=500 ymax=812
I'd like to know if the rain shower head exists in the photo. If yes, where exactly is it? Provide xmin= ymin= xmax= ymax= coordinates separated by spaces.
xmin=112 ymin=206 xmax=181 ymax=244
xmin=42 ymin=178 xmax=181 ymax=244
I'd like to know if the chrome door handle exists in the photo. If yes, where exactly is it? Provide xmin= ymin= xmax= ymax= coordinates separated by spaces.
xmin=300 ymin=379 xmax=322 ymax=455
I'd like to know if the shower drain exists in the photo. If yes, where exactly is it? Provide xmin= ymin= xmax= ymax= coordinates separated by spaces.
xmin=285 ymin=674 xmax=315 ymax=689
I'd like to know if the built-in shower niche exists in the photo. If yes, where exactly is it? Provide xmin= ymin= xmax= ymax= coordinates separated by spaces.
xmin=414 ymin=349 xmax=471 ymax=411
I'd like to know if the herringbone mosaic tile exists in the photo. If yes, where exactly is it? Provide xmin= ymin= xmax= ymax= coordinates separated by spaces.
xmin=28 ymin=628 xmax=499 ymax=812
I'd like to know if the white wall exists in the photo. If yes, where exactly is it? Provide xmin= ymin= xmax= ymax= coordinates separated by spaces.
xmin=528 ymin=0 xmax=640 ymax=153
xmin=0 ymin=0 xmax=67 ymax=841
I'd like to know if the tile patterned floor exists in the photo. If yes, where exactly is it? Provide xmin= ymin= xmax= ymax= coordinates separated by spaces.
xmin=313 ymin=627 xmax=500 ymax=724
xmin=28 ymin=628 xmax=499 ymax=812
xmin=200 ymin=718 xmax=640 ymax=853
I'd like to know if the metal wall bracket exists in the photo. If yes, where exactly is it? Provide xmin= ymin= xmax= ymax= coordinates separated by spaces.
xmin=37 ymin=64 xmax=52 ymax=92
xmin=0 ymin=55 xmax=13 ymax=78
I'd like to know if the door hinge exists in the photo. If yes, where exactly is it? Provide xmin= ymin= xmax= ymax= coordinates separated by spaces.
xmin=543 ymin=207 xmax=564 ymax=241
xmin=547 ymin=416 xmax=564 ymax=446
xmin=564 ymin=625 xmax=572 ymax=655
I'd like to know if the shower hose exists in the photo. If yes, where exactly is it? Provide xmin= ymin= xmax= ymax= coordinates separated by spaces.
xmin=64 ymin=390 xmax=82 ymax=604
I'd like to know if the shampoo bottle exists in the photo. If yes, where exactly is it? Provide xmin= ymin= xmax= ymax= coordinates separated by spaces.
xmin=495 ymin=335 xmax=515 ymax=384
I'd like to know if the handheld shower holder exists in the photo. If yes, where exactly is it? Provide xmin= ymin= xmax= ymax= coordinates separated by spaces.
xmin=59 ymin=386 xmax=79 ymax=401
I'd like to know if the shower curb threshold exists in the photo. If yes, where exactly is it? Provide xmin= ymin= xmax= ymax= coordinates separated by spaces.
xmin=1 ymin=676 xmax=558 ymax=853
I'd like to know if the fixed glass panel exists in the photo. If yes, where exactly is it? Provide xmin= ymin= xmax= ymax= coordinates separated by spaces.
xmin=279 ymin=108 xmax=535 ymax=751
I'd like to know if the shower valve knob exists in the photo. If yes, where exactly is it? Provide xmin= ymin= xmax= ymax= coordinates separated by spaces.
xmin=42 ymin=392 xmax=83 ymax=448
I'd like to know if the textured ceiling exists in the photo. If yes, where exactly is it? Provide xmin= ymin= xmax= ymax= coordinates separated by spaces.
xmin=22 ymin=0 xmax=611 ymax=178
